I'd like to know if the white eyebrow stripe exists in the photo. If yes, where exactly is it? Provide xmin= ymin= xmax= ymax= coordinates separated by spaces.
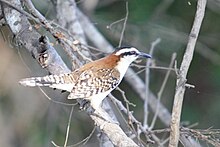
xmin=115 ymin=47 xmax=138 ymax=56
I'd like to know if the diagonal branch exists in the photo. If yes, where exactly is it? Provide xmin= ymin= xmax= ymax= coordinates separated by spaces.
xmin=2 ymin=0 xmax=139 ymax=146
xmin=149 ymin=53 xmax=176 ymax=130
xmin=2 ymin=0 xmax=69 ymax=74
xmin=143 ymin=38 xmax=161 ymax=129
xmin=118 ymin=1 xmax=128 ymax=47
xmin=168 ymin=0 xmax=207 ymax=147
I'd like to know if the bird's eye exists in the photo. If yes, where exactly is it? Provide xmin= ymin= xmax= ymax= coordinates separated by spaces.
xmin=130 ymin=51 xmax=136 ymax=55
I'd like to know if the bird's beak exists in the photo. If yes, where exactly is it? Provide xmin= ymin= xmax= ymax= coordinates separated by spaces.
xmin=139 ymin=52 xmax=152 ymax=58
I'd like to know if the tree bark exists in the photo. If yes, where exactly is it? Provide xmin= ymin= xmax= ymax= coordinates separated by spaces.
xmin=2 ymin=0 xmax=138 ymax=146
xmin=168 ymin=0 xmax=207 ymax=147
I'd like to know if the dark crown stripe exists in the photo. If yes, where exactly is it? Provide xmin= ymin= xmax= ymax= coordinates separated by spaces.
xmin=120 ymin=51 xmax=138 ymax=57
xmin=114 ymin=46 xmax=139 ymax=57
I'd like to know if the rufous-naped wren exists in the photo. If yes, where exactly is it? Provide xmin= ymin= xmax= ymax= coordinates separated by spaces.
xmin=19 ymin=46 xmax=151 ymax=110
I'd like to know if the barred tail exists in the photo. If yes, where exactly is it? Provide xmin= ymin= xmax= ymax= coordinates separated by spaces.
xmin=19 ymin=75 xmax=59 ymax=87
xmin=19 ymin=74 xmax=74 ymax=92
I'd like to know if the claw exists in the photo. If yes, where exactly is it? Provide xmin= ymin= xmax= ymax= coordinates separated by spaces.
xmin=79 ymin=100 xmax=90 ymax=110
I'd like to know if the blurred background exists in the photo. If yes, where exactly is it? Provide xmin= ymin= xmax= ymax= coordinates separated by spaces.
xmin=0 ymin=0 xmax=220 ymax=146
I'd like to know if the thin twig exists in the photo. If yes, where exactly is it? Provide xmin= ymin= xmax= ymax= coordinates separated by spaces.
xmin=0 ymin=0 xmax=41 ymax=23
xmin=114 ymin=88 xmax=146 ymax=146
xmin=149 ymin=53 xmax=176 ymax=130
xmin=64 ymin=106 xmax=74 ymax=147
xmin=23 ymin=0 xmax=78 ymax=62
xmin=109 ymin=94 xmax=155 ymax=145
xmin=13 ymin=0 xmax=88 ymax=63
xmin=116 ymin=87 xmax=136 ymax=107
xmin=161 ymin=137 xmax=170 ymax=146
xmin=38 ymin=87 xmax=78 ymax=106
xmin=16 ymin=42 xmax=77 ymax=106
xmin=51 ymin=141 xmax=59 ymax=147
xmin=75 ymin=127 xmax=96 ymax=146
xmin=108 ymin=94 xmax=140 ymax=146
xmin=23 ymin=0 xmax=48 ymax=23
xmin=51 ymin=127 xmax=96 ymax=147
xmin=118 ymin=2 xmax=128 ymax=47
xmin=168 ymin=0 xmax=207 ymax=147
xmin=23 ymin=0 xmax=91 ymax=65
xmin=133 ymin=64 xmax=176 ymax=71
xmin=181 ymin=127 xmax=220 ymax=147
xmin=143 ymin=38 xmax=161 ymax=128
xmin=146 ymin=66 xmax=175 ymax=71
xmin=107 ymin=18 xmax=125 ymax=30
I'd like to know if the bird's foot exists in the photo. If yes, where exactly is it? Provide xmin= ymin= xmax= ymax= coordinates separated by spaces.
xmin=79 ymin=99 xmax=90 ymax=111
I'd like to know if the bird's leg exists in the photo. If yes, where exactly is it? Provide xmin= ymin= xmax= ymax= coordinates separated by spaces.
xmin=79 ymin=99 xmax=90 ymax=110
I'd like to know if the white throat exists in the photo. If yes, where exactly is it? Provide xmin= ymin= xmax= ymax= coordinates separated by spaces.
xmin=115 ymin=58 xmax=134 ymax=81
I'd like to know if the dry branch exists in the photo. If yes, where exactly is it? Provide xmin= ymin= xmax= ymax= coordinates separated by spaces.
xmin=143 ymin=38 xmax=161 ymax=129
xmin=168 ymin=0 xmax=207 ymax=147
xmin=2 ymin=0 xmax=138 ymax=146
xmin=55 ymin=1 xmax=117 ymax=146
xmin=2 ymin=0 xmax=69 ymax=74
xmin=2 ymin=0 xmax=206 ymax=146
xmin=77 ymin=6 xmax=202 ymax=147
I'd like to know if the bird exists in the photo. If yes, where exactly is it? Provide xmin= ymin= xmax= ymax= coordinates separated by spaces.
xmin=19 ymin=46 xmax=151 ymax=112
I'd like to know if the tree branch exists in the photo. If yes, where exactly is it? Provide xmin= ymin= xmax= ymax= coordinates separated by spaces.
xmin=143 ymin=38 xmax=161 ymax=129
xmin=55 ymin=1 xmax=119 ymax=146
xmin=2 ymin=0 xmax=69 ymax=74
xmin=77 ymin=7 xmax=202 ymax=147
xmin=2 ymin=0 xmax=138 ymax=146
xmin=168 ymin=0 xmax=207 ymax=147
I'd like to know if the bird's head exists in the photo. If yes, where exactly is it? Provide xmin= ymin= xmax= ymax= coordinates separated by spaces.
xmin=114 ymin=46 xmax=151 ymax=65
